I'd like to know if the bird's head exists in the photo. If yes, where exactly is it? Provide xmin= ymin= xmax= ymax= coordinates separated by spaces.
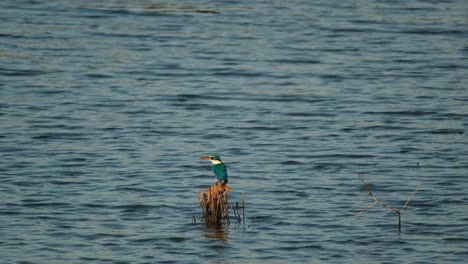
xmin=200 ymin=155 xmax=223 ymax=165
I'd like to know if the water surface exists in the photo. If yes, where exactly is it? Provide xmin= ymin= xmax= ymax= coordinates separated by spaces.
xmin=1 ymin=0 xmax=468 ymax=263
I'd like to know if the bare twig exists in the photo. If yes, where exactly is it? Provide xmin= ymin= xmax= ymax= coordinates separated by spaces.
xmin=356 ymin=174 xmax=398 ymax=215
xmin=401 ymin=183 xmax=423 ymax=211
xmin=354 ymin=201 xmax=377 ymax=220
xmin=242 ymin=192 xmax=245 ymax=225
xmin=355 ymin=173 xmax=422 ymax=231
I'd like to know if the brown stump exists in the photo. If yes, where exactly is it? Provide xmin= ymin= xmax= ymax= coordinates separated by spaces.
xmin=198 ymin=183 xmax=232 ymax=225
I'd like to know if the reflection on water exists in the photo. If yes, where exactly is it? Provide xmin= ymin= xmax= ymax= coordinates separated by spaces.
xmin=203 ymin=224 xmax=229 ymax=242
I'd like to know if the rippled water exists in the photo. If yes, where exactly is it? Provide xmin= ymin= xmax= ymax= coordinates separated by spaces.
xmin=1 ymin=0 xmax=468 ymax=263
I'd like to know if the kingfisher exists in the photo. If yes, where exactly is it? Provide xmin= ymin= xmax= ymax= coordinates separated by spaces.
xmin=200 ymin=155 xmax=228 ymax=185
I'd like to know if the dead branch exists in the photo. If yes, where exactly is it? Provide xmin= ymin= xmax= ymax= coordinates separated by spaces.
xmin=355 ymin=173 xmax=422 ymax=231
xmin=357 ymin=174 xmax=398 ymax=214
xmin=401 ymin=183 xmax=423 ymax=211
xmin=354 ymin=201 xmax=377 ymax=220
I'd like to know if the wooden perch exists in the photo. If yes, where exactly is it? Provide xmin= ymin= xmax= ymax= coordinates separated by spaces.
xmin=198 ymin=183 xmax=231 ymax=224
xmin=355 ymin=173 xmax=422 ymax=231
xmin=197 ymin=183 xmax=245 ymax=226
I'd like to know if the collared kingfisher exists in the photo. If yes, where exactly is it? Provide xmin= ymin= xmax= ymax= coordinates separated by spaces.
xmin=200 ymin=155 xmax=228 ymax=185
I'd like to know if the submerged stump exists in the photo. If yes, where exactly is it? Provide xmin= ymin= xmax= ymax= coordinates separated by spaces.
xmin=198 ymin=183 xmax=243 ymax=225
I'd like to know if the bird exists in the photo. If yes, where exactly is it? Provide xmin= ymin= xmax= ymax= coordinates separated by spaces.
xmin=200 ymin=155 xmax=228 ymax=185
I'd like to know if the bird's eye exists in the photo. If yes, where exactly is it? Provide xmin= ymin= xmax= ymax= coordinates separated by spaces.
xmin=209 ymin=156 xmax=213 ymax=160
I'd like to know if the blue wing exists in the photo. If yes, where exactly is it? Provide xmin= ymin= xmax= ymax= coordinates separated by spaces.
xmin=212 ymin=163 xmax=228 ymax=181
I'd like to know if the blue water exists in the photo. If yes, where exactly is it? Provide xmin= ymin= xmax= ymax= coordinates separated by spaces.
xmin=1 ymin=1 xmax=468 ymax=263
